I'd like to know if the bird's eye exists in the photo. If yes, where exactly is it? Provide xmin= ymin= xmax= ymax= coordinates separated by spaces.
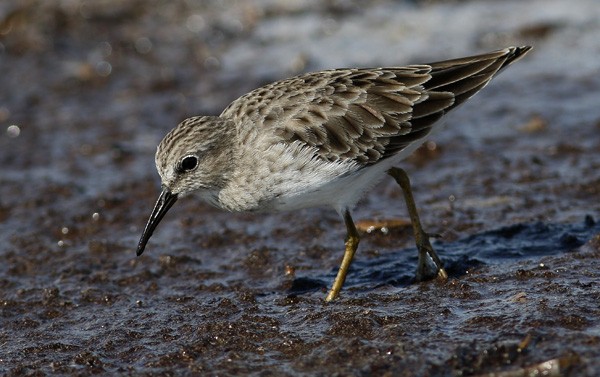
xmin=179 ymin=155 xmax=198 ymax=172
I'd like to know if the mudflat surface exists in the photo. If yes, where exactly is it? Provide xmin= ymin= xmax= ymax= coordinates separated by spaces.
xmin=1 ymin=0 xmax=599 ymax=376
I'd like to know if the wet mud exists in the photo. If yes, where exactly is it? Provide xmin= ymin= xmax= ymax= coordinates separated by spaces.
xmin=1 ymin=0 xmax=600 ymax=376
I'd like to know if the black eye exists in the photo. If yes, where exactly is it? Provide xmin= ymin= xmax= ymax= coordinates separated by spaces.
xmin=179 ymin=155 xmax=198 ymax=172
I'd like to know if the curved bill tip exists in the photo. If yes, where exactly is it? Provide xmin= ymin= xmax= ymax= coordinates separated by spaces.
xmin=136 ymin=187 xmax=178 ymax=256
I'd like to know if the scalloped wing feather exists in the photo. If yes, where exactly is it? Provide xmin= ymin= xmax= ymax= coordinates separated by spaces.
xmin=221 ymin=46 xmax=531 ymax=166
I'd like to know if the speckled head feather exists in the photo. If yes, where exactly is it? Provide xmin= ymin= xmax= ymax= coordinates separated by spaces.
xmin=155 ymin=116 xmax=237 ymax=197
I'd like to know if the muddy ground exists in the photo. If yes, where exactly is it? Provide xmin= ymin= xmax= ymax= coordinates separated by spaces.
xmin=1 ymin=0 xmax=599 ymax=376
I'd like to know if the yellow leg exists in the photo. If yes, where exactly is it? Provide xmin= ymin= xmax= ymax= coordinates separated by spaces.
xmin=326 ymin=210 xmax=360 ymax=302
xmin=388 ymin=167 xmax=448 ymax=281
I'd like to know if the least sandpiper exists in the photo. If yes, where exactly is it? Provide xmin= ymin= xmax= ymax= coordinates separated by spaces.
xmin=136 ymin=46 xmax=531 ymax=301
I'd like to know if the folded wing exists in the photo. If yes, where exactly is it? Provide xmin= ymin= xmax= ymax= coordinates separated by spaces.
xmin=221 ymin=46 xmax=531 ymax=166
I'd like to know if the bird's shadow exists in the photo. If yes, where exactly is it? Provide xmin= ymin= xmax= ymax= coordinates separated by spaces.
xmin=286 ymin=215 xmax=599 ymax=296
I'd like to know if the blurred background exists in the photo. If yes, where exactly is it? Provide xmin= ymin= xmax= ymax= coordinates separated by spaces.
xmin=1 ymin=0 xmax=599 ymax=375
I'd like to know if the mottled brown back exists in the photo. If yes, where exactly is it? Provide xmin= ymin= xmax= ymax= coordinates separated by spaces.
xmin=221 ymin=46 xmax=531 ymax=165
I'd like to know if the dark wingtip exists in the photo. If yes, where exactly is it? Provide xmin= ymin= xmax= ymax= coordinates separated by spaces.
xmin=502 ymin=45 xmax=533 ymax=68
xmin=514 ymin=45 xmax=533 ymax=57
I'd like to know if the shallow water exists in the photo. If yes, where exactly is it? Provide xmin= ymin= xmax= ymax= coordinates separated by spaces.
xmin=1 ymin=0 xmax=600 ymax=375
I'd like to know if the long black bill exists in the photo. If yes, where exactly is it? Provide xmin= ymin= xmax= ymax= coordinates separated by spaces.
xmin=136 ymin=187 xmax=178 ymax=256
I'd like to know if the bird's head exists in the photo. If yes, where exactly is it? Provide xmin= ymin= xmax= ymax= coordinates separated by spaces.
xmin=136 ymin=116 xmax=236 ymax=256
